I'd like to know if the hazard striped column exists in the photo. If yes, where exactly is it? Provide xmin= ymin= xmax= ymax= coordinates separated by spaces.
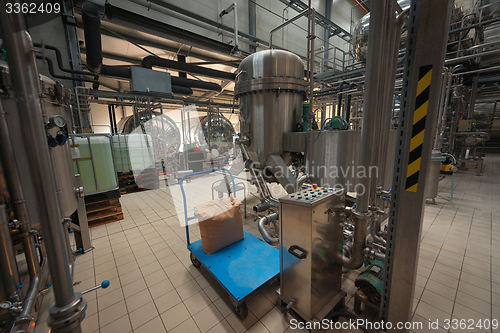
xmin=405 ymin=65 xmax=433 ymax=192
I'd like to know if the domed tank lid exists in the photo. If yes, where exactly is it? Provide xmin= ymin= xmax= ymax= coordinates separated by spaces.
xmin=235 ymin=50 xmax=307 ymax=95
xmin=237 ymin=50 xmax=305 ymax=81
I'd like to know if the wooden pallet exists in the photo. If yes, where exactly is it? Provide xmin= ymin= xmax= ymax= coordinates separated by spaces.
xmin=118 ymin=170 xmax=159 ymax=194
xmin=86 ymin=198 xmax=123 ymax=227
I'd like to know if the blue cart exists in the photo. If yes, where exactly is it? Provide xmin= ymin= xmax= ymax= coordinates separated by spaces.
xmin=180 ymin=168 xmax=280 ymax=319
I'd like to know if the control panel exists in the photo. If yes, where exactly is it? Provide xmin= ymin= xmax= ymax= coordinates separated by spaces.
xmin=282 ymin=184 xmax=341 ymax=204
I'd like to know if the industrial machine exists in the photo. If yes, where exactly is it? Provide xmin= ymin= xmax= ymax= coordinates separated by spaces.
xmin=279 ymin=187 xmax=346 ymax=322
xmin=0 ymin=59 xmax=89 ymax=331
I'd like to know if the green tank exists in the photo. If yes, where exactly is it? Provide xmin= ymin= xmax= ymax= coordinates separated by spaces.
xmin=112 ymin=134 xmax=155 ymax=173
xmin=71 ymin=135 xmax=118 ymax=195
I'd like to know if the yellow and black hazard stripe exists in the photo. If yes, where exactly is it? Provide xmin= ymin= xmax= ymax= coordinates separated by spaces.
xmin=405 ymin=65 xmax=433 ymax=192
xmin=490 ymin=116 xmax=494 ymax=130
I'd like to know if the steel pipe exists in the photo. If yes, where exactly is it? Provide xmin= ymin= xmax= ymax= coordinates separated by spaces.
xmin=0 ymin=94 xmax=40 ymax=284
xmin=219 ymin=3 xmax=239 ymax=52
xmin=257 ymin=212 xmax=279 ymax=245
xmin=269 ymin=9 xmax=309 ymax=49
xmin=0 ymin=205 xmax=20 ymax=300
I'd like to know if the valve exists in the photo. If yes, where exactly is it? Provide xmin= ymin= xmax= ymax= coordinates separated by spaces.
xmin=81 ymin=280 xmax=110 ymax=295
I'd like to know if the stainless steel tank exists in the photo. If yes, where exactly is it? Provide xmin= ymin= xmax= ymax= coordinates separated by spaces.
xmin=353 ymin=0 xmax=410 ymax=63
xmin=235 ymin=50 xmax=306 ymax=168
xmin=310 ymin=131 xmax=397 ymax=192
xmin=353 ymin=0 xmax=471 ymax=63
xmin=284 ymin=130 xmax=397 ymax=191
xmin=0 ymin=61 xmax=77 ymax=221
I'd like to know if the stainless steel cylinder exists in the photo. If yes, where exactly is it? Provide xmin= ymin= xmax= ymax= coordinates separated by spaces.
xmin=235 ymin=50 xmax=306 ymax=168
xmin=425 ymin=150 xmax=442 ymax=201
xmin=0 ymin=61 xmax=77 ymax=219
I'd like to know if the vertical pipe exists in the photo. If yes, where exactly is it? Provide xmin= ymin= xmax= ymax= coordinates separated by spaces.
xmin=0 ymin=97 xmax=40 ymax=284
xmin=108 ymin=104 xmax=114 ymax=134
xmin=323 ymin=0 xmax=333 ymax=62
xmin=0 ymin=204 xmax=20 ymax=299
xmin=356 ymin=0 xmax=387 ymax=212
xmin=0 ymin=3 xmax=76 ymax=308
xmin=233 ymin=3 xmax=239 ymax=52
xmin=434 ymin=68 xmax=449 ymax=149
xmin=249 ymin=0 xmax=257 ymax=53
xmin=373 ymin=3 xmax=405 ymax=193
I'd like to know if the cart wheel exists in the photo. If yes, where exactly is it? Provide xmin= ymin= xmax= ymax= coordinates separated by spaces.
xmin=190 ymin=253 xmax=201 ymax=268
xmin=233 ymin=302 xmax=248 ymax=320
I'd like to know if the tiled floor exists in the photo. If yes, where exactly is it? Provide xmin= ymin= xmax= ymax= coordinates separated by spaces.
xmin=33 ymin=154 xmax=499 ymax=333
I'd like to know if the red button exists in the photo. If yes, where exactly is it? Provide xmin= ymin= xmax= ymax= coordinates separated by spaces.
xmin=312 ymin=184 xmax=318 ymax=189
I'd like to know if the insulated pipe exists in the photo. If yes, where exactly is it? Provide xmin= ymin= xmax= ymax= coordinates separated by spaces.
xmin=81 ymin=2 xmax=102 ymax=73
xmin=258 ymin=212 xmax=279 ymax=245
xmin=0 ymin=5 xmax=84 ymax=330
xmin=33 ymin=43 xmax=99 ymax=81
xmin=0 ymin=204 xmax=20 ymax=299
xmin=141 ymin=56 xmax=236 ymax=81
xmin=99 ymin=65 xmax=195 ymax=95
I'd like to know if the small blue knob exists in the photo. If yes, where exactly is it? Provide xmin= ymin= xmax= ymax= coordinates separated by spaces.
xmin=69 ymin=230 xmax=74 ymax=233
xmin=382 ymin=197 xmax=387 ymax=201
xmin=101 ymin=280 xmax=110 ymax=289
xmin=47 ymin=283 xmax=52 ymax=287
xmin=35 ymin=244 xmax=40 ymax=248
xmin=388 ymin=189 xmax=392 ymax=193
xmin=78 ymin=248 xmax=82 ymax=252
xmin=16 ymin=285 xmax=22 ymax=290
xmin=353 ymin=203 xmax=356 ymax=208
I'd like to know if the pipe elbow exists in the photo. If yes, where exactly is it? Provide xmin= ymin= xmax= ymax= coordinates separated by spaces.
xmin=257 ymin=212 xmax=279 ymax=245
xmin=296 ymin=174 xmax=313 ymax=191
xmin=141 ymin=55 xmax=155 ymax=69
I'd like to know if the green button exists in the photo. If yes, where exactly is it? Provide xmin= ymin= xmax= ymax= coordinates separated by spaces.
xmin=305 ymin=197 xmax=310 ymax=200
xmin=323 ymin=189 xmax=327 ymax=192
xmin=298 ymin=196 xmax=302 ymax=199
xmin=312 ymin=194 xmax=316 ymax=197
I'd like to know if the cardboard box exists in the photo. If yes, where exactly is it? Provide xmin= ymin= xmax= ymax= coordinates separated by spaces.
xmin=194 ymin=197 xmax=244 ymax=254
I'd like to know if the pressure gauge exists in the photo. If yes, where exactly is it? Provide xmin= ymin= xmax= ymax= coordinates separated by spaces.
xmin=0 ymin=302 xmax=12 ymax=310
xmin=48 ymin=115 xmax=66 ymax=129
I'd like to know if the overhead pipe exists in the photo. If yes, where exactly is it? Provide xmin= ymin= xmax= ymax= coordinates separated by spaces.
xmin=80 ymin=1 xmax=208 ymax=94
xmin=99 ymin=65 xmax=195 ymax=95
xmin=81 ymin=2 xmax=102 ymax=73
xmin=33 ymin=43 xmax=99 ymax=81
xmin=141 ymin=56 xmax=236 ymax=81
xmin=0 ymin=3 xmax=85 ymax=331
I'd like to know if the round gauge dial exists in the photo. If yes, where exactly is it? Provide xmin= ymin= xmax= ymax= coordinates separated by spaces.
xmin=50 ymin=115 xmax=66 ymax=128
